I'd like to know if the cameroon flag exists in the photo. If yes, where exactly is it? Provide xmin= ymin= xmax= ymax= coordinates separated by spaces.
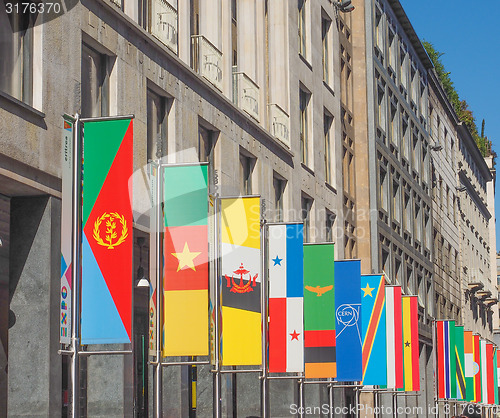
xmin=220 ymin=196 xmax=261 ymax=366
xmin=81 ymin=118 xmax=133 ymax=344
xmin=303 ymin=243 xmax=335 ymax=378
xmin=402 ymin=296 xmax=419 ymax=391
xmin=163 ymin=164 xmax=208 ymax=356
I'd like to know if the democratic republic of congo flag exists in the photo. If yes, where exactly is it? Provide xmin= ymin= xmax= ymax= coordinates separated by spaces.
xmin=455 ymin=325 xmax=466 ymax=400
xmin=81 ymin=118 xmax=133 ymax=344
xmin=436 ymin=320 xmax=456 ymax=399
xmin=361 ymin=274 xmax=386 ymax=385
xmin=303 ymin=243 xmax=335 ymax=378
xmin=386 ymin=286 xmax=403 ymax=389
xmin=402 ymin=295 xmax=419 ymax=391
xmin=220 ymin=196 xmax=261 ymax=366
xmin=163 ymin=164 xmax=208 ymax=356
xmin=268 ymin=223 xmax=304 ymax=373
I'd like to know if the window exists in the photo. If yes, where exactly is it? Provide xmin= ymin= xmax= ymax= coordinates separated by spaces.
xmin=301 ymin=195 xmax=312 ymax=242
xmin=401 ymin=114 xmax=410 ymax=160
xmin=414 ymin=200 xmax=422 ymax=242
xmin=273 ymin=175 xmax=286 ymax=222
xmin=324 ymin=113 xmax=334 ymax=185
xmin=375 ymin=8 xmax=384 ymax=54
xmin=0 ymin=7 xmax=37 ymax=104
xmin=81 ymin=44 xmax=110 ymax=117
xmin=199 ymin=125 xmax=216 ymax=192
xmin=377 ymin=84 xmax=386 ymax=131
xmin=147 ymin=89 xmax=167 ymax=161
xmin=298 ymin=0 xmax=306 ymax=57
xmin=231 ymin=0 xmax=237 ymax=67
xmin=388 ymin=28 xmax=397 ymax=72
xmin=299 ymin=88 xmax=311 ymax=166
xmin=403 ymin=192 xmax=411 ymax=232
xmin=392 ymin=178 xmax=401 ymax=223
xmin=379 ymin=166 xmax=389 ymax=212
xmin=326 ymin=210 xmax=336 ymax=242
xmin=322 ymin=15 xmax=331 ymax=84
xmin=389 ymin=102 xmax=398 ymax=145
xmin=239 ymin=152 xmax=254 ymax=195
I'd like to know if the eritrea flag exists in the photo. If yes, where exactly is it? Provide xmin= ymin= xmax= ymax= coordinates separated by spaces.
xmin=81 ymin=118 xmax=133 ymax=344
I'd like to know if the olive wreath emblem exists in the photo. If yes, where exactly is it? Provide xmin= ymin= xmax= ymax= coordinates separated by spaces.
xmin=93 ymin=212 xmax=128 ymax=249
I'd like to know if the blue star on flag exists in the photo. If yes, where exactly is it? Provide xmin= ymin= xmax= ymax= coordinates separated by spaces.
xmin=272 ymin=255 xmax=283 ymax=266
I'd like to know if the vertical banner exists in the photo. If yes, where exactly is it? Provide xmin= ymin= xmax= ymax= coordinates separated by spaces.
xmin=148 ymin=163 xmax=158 ymax=356
xmin=464 ymin=330 xmax=475 ymax=402
xmin=303 ymin=243 xmax=335 ymax=378
xmin=436 ymin=320 xmax=456 ymax=399
xmin=209 ymin=195 xmax=217 ymax=365
xmin=481 ymin=339 xmax=488 ymax=403
xmin=334 ymin=260 xmax=362 ymax=382
xmin=473 ymin=334 xmax=481 ymax=402
xmin=268 ymin=223 xmax=304 ymax=373
xmin=402 ymin=295 xmax=420 ymax=391
xmin=163 ymin=164 xmax=209 ymax=356
xmin=494 ymin=348 xmax=499 ymax=405
xmin=361 ymin=274 xmax=386 ymax=386
xmin=486 ymin=343 xmax=495 ymax=404
xmin=386 ymin=286 xmax=403 ymax=389
xmin=60 ymin=115 xmax=74 ymax=345
xmin=455 ymin=325 xmax=466 ymax=400
xmin=220 ymin=196 xmax=261 ymax=366
xmin=81 ymin=118 xmax=133 ymax=344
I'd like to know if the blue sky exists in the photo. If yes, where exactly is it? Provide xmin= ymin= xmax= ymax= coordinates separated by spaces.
xmin=398 ymin=0 xmax=500 ymax=250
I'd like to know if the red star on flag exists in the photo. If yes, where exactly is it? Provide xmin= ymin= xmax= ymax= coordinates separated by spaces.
xmin=290 ymin=330 xmax=300 ymax=341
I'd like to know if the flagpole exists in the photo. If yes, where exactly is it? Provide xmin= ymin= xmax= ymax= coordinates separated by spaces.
xmin=298 ymin=378 xmax=305 ymax=418
xmin=260 ymin=220 xmax=269 ymax=418
xmin=153 ymin=159 xmax=163 ymax=418
xmin=213 ymin=195 xmax=222 ymax=418
xmin=328 ymin=380 xmax=333 ymax=418
xmin=70 ymin=113 xmax=82 ymax=418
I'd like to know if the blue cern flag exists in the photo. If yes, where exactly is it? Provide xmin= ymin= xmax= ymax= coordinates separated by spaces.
xmin=334 ymin=260 xmax=362 ymax=382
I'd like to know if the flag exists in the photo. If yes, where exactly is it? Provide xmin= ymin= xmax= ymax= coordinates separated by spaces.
xmin=436 ymin=320 xmax=456 ymax=399
xmin=148 ymin=163 xmax=158 ymax=356
xmin=268 ymin=223 xmax=304 ymax=373
xmin=303 ymin=243 xmax=335 ymax=378
xmin=386 ymin=286 xmax=403 ymax=389
xmin=361 ymin=274 xmax=386 ymax=385
xmin=163 ymin=164 xmax=209 ymax=356
xmin=481 ymin=339 xmax=488 ymax=404
xmin=464 ymin=331 xmax=475 ymax=402
xmin=81 ymin=118 xmax=133 ymax=344
xmin=334 ymin=260 xmax=362 ymax=382
xmin=473 ymin=334 xmax=481 ymax=402
xmin=402 ymin=295 xmax=419 ymax=391
xmin=220 ymin=196 xmax=261 ymax=366
xmin=494 ymin=348 xmax=499 ymax=405
xmin=455 ymin=325 xmax=466 ymax=400
xmin=486 ymin=343 xmax=495 ymax=404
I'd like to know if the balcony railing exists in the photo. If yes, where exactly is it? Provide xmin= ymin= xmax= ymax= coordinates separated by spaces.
xmin=110 ymin=0 xmax=122 ymax=8
xmin=191 ymin=35 xmax=223 ymax=91
xmin=151 ymin=0 xmax=178 ymax=54
xmin=232 ymin=69 xmax=260 ymax=122
xmin=268 ymin=103 xmax=290 ymax=148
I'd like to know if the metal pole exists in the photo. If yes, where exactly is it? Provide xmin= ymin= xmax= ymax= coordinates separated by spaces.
xmin=70 ymin=113 xmax=82 ymax=418
xmin=355 ymin=384 xmax=360 ymax=418
xmin=213 ymin=196 xmax=222 ymax=418
xmin=261 ymin=221 xmax=269 ymax=418
xmin=328 ymin=380 xmax=333 ymax=418
xmin=374 ymin=388 xmax=379 ymax=418
xmin=392 ymin=390 xmax=397 ymax=418
xmin=298 ymin=379 xmax=305 ymax=418
xmin=153 ymin=159 xmax=162 ymax=418
xmin=432 ymin=320 xmax=439 ymax=418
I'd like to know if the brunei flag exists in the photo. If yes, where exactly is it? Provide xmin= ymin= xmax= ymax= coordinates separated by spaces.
xmin=81 ymin=118 xmax=133 ymax=344
xmin=436 ymin=320 xmax=456 ymax=399
xmin=455 ymin=325 xmax=466 ymax=400
xmin=220 ymin=196 xmax=261 ymax=366
xmin=361 ymin=274 xmax=386 ymax=386
xmin=402 ymin=296 xmax=419 ymax=391
xmin=303 ymin=243 xmax=335 ymax=378
xmin=268 ymin=223 xmax=304 ymax=373
xmin=163 ymin=164 xmax=208 ymax=356
xmin=386 ymin=286 xmax=403 ymax=389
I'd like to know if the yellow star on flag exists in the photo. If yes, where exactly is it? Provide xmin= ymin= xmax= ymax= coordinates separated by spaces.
xmin=171 ymin=242 xmax=201 ymax=272
xmin=361 ymin=283 xmax=375 ymax=297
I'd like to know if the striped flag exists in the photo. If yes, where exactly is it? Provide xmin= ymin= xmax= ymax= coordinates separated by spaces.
xmin=386 ymin=286 xmax=403 ymax=389
xmin=436 ymin=320 xmax=456 ymax=399
xmin=464 ymin=330 xmax=475 ymax=402
xmin=455 ymin=325 xmax=466 ymax=400
xmin=361 ymin=275 xmax=386 ymax=385
xmin=334 ymin=260 xmax=362 ymax=382
xmin=473 ymin=334 xmax=481 ymax=402
xmin=163 ymin=164 xmax=209 ymax=356
xmin=487 ymin=343 xmax=495 ymax=404
xmin=481 ymin=339 xmax=488 ymax=404
xmin=303 ymin=243 xmax=335 ymax=378
xmin=402 ymin=296 xmax=419 ymax=391
xmin=81 ymin=118 xmax=133 ymax=344
xmin=268 ymin=223 xmax=304 ymax=373
xmin=494 ymin=348 xmax=499 ymax=405
xmin=220 ymin=196 xmax=261 ymax=366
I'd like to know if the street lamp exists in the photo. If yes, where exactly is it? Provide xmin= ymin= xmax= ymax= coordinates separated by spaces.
xmin=331 ymin=0 xmax=355 ymax=13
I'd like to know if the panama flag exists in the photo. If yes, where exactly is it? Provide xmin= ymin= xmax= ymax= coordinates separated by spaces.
xmin=81 ymin=118 xmax=133 ymax=344
xmin=303 ymin=243 xmax=335 ymax=378
xmin=386 ymin=286 xmax=403 ymax=389
xmin=436 ymin=320 xmax=456 ymax=399
xmin=361 ymin=274 xmax=386 ymax=385
xmin=220 ymin=196 xmax=261 ymax=366
xmin=268 ymin=223 xmax=304 ymax=373
xmin=163 ymin=164 xmax=208 ymax=356
xmin=455 ymin=325 xmax=466 ymax=400
xmin=334 ymin=260 xmax=362 ymax=382
xmin=402 ymin=296 xmax=419 ymax=391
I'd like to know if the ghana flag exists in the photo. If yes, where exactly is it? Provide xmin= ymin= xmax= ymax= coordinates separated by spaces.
xmin=81 ymin=118 xmax=133 ymax=344
xmin=303 ymin=243 xmax=335 ymax=378
xmin=163 ymin=164 xmax=208 ymax=356
xmin=220 ymin=196 xmax=261 ymax=366
xmin=402 ymin=295 xmax=419 ymax=391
